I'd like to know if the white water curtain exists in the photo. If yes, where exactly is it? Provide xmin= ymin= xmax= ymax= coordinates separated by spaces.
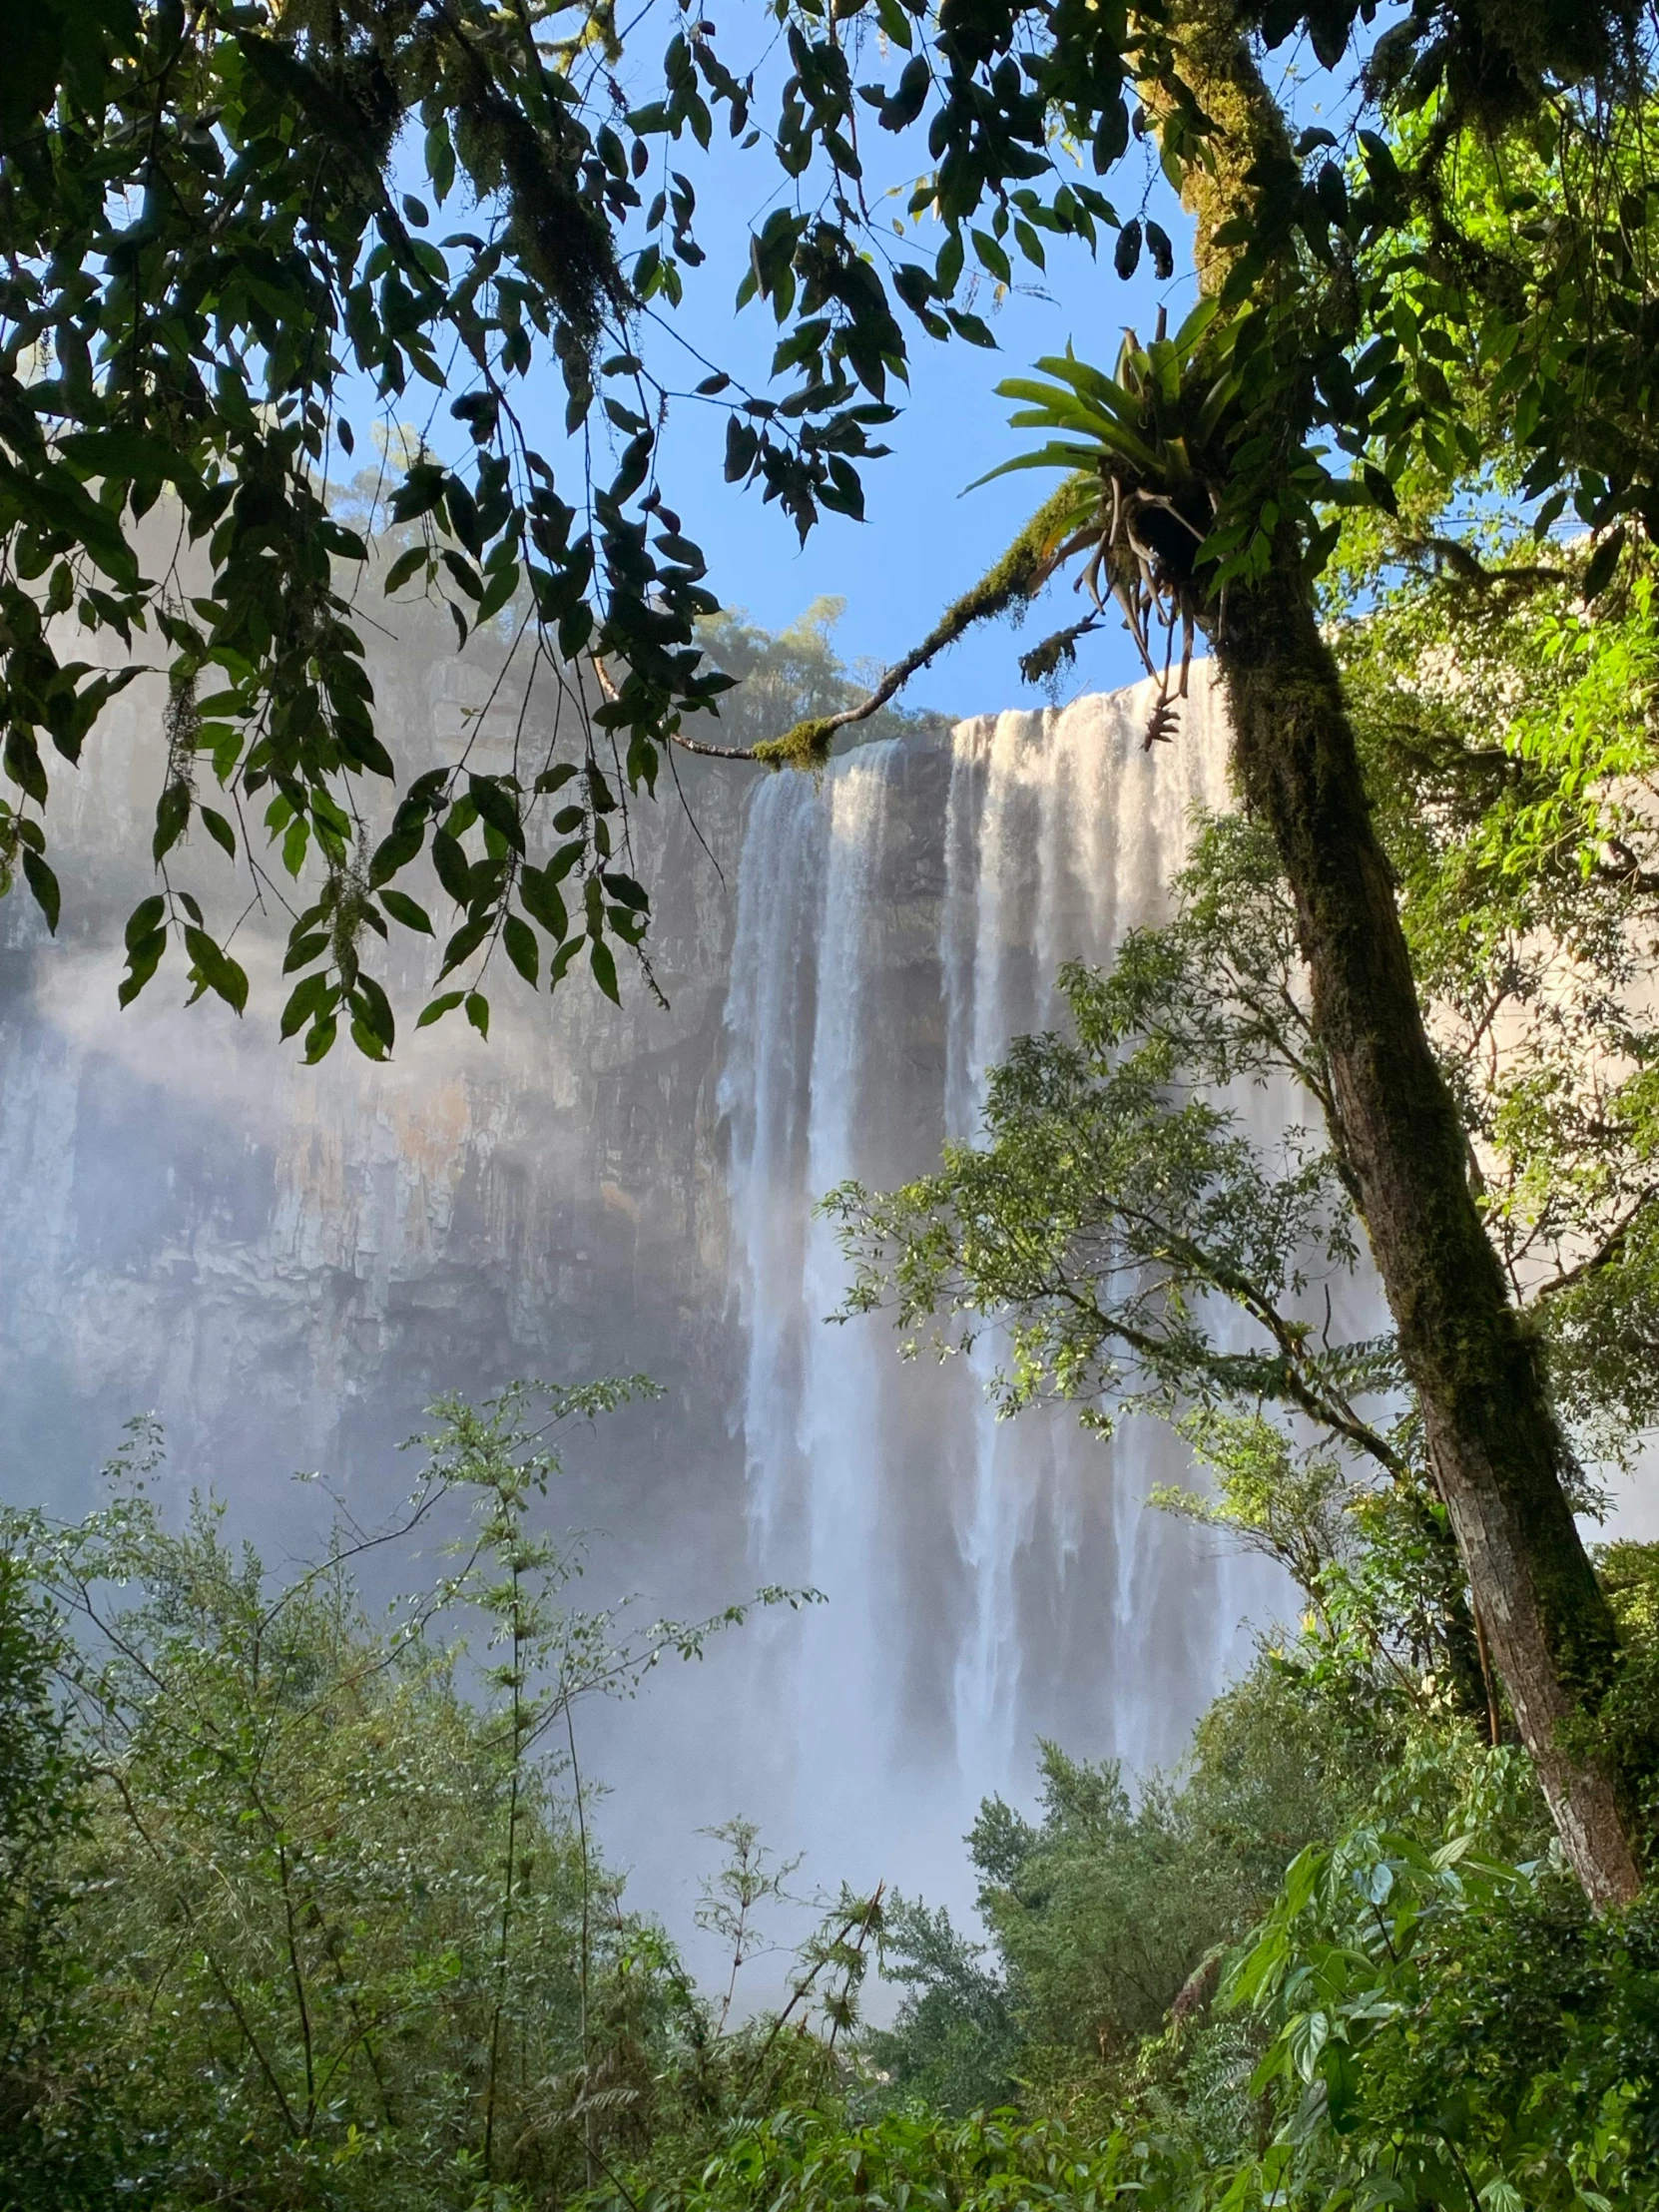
xmin=718 ymin=665 xmax=1291 ymax=1900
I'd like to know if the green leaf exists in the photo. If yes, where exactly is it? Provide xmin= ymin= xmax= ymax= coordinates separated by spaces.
xmin=962 ymin=445 xmax=1105 ymax=493
xmin=416 ymin=989 xmax=465 ymax=1029
xmin=1287 ymin=2008 xmax=1330 ymax=2084
xmin=1284 ymin=1846 xmax=1324 ymax=1918
xmin=439 ymin=912 xmax=492 ymax=975
xmin=442 ymin=549 xmax=483 ymax=601
xmin=878 ymin=51 xmax=928 ymax=126
xmin=21 ymin=848 xmax=60 ymax=932
xmin=124 ymin=894 xmax=165 ymax=950
xmin=383 ymin=544 xmax=427 ymax=593
xmin=519 ymin=862 xmax=568 ymax=940
xmin=280 ymin=971 xmax=335 ymax=1040
xmin=282 ymin=931 xmax=328 ymax=974
xmin=183 ymin=926 xmax=249 ymax=1015
xmin=378 ymin=887 xmax=434 ymax=933
xmin=153 ymin=778 xmax=191 ymax=862
xmin=468 ymin=775 xmax=525 ymax=852
xmin=351 ymin=973 xmax=395 ymax=1050
xmin=945 ymin=308 xmax=996 ymax=349
xmin=60 ymin=426 xmax=181 ymax=484
xmin=600 ymin=870 xmax=650 ymax=912
xmin=4 ymin=727 xmax=48 ymax=806
xmin=972 ymin=229 xmax=1011 ymax=284
xmin=503 ymin=911 xmax=539 ymax=985
xmin=475 ymin=562 xmax=520 ymax=623
xmin=1362 ymin=463 xmax=1398 ymax=516
xmin=389 ymin=465 xmax=446 ymax=525
xmin=118 ymin=927 xmax=166 ymax=1007
xmin=1478 ymin=2182 xmax=1524 ymax=2212
xmin=589 ymin=934 xmax=620 ymax=1003
xmin=1581 ymin=526 xmax=1626 ymax=600
xmin=431 ymin=830 xmax=473 ymax=906
xmin=1531 ymin=488 xmax=1568 ymax=540
xmin=1 ymin=457 xmax=137 ymax=584
xmin=464 ymin=990 xmax=490 ymax=1038
xmin=369 ymin=821 xmax=426 ymax=885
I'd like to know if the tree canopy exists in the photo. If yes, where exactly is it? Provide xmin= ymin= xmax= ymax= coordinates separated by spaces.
xmin=3 ymin=0 xmax=1653 ymax=1042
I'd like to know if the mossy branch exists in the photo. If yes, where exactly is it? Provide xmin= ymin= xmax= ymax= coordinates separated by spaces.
xmin=670 ymin=481 xmax=1088 ymax=771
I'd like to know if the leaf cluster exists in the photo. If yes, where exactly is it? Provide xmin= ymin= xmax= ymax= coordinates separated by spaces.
xmin=1338 ymin=543 xmax=1659 ymax=1461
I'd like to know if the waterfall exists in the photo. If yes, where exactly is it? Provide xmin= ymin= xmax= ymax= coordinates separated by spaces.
xmin=0 ymin=631 xmax=1299 ymax=1932
xmin=720 ymin=665 xmax=1287 ymax=1897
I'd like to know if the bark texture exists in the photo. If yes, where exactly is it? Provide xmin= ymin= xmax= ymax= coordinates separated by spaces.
xmin=1148 ymin=0 xmax=1644 ymax=1906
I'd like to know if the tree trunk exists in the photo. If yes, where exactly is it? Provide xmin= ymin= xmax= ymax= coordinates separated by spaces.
xmin=1150 ymin=0 xmax=1644 ymax=1907
xmin=1216 ymin=556 xmax=1639 ymax=1906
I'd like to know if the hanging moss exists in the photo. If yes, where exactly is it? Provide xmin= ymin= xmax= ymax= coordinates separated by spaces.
xmin=752 ymin=715 xmax=838 ymax=771
xmin=937 ymin=478 xmax=1089 ymax=632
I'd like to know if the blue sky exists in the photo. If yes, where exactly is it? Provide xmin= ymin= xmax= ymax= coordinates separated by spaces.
xmin=575 ymin=12 xmax=1361 ymax=719
xmin=602 ymin=98 xmax=1196 ymax=718
xmin=627 ymin=135 xmax=1196 ymax=716
xmin=376 ymin=10 xmax=1369 ymax=722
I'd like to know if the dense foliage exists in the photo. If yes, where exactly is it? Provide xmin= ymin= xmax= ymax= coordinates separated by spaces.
xmin=5 ymin=0 xmax=1656 ymax=1034
xmin=835 ymin=512 xmax=1659 ymax=1454
xmin=1336 ymin=552 xmax=1659 ymax=1461
xmin=0 ymin=1385 xmax=858 ymax=2208
xmin=16 ymin=1382 xmax=1659 ymax=2210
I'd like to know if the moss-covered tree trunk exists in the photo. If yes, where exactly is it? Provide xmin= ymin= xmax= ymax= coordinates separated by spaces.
xmin=1153 ymin=0 xmax=1643 ymax=1906
xmin=1219 ymin=554 xmax=1637 ymax=1904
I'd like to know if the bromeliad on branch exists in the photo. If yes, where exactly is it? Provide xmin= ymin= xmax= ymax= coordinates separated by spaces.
xmin=968 ymin=300 xmax=1244 ymax=745
xmin=745 ymin=303 xmax=1252 ymax=762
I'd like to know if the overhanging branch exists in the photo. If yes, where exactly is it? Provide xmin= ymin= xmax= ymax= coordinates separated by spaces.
xmin=657 ymin=480 xmax=1087 ymax=770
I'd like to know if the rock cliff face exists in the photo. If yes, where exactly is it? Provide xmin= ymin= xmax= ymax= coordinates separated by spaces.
xmin=0 ymin=607 xmax=762 ymax=1610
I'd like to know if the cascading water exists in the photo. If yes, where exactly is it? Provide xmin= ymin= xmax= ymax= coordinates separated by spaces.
xmin=719 ymin=664 xmax=1290 ymax=1901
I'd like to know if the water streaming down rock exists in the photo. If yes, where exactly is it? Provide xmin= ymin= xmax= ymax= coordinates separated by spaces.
xmin=717 ymin=665 xmax=1288 ymax=1898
